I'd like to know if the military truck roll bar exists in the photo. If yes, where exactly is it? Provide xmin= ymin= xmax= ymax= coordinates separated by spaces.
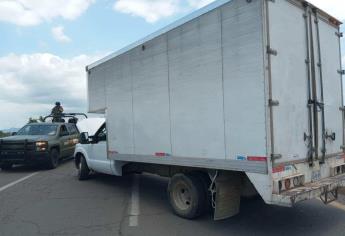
xmin=43 ymin=113 xmax=88 ymax=123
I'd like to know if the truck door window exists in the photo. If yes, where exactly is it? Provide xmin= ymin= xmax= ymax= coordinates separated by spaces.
xmin=67 ymin=124 xmax=78 ymax=135
xmin=60 ymin=125 xmax=69 ymax=136
xmin=97 ymin=126 xmax=106 ymax=141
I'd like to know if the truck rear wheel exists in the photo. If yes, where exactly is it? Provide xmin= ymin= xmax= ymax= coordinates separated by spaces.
xmin=190 ymin=171 xmax=212 ymax=212
xmin=78 ymin=156 xmax=90 ymax=180
xmin=168 ymin=173 xmax=206 ymax=219
xmin=46 ymin=149 xmax=59 ymax=169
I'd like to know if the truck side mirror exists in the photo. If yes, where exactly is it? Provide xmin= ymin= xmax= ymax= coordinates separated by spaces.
xmin=80 ymin=132 xmax=89 ymax=144
xmin=11 ymin=132 xmax=17 ymax=136
xmin=91 ymin=135 xmax=99 ymax=144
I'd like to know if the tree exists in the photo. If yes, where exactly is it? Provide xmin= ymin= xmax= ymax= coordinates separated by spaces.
xmin=28 ymin=116 xmax=45 ymax=124
xmin=0 ymin=131 xmax=10 ymax=138
xmin=28 ymin=117 xmax=38 ymax=124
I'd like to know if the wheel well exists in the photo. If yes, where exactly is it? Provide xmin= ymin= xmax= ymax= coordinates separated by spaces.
xmin=50 ymin=146 xmax=60 ymax=153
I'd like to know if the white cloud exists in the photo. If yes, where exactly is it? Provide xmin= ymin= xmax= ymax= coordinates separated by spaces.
xmin=187 ymin=0 xmax=214 ymax=9
xmin=113 ymin=0 xmax=345 ymax=23
xmin=114 ymin=0 xmax=181 ymax=23
xmin=52 ymin=26 xmax=71 ymax=43
xmin=113 ymin=0 xmax=216 ymax=23
xmin=0 ymin=53 xmax=103 ymax=129
xmin=0 ymin=0 xmax=94 ymax=26
xmin=304 ymin=0 xmax=345 ymax=20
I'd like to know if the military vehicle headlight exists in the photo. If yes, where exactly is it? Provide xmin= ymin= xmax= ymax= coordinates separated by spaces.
xmin=36 ymin=141 xmax=48 ymax=151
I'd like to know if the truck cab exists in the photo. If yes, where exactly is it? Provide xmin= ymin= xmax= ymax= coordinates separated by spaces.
xmin=74 ymin=118 xmax=123 ymax=179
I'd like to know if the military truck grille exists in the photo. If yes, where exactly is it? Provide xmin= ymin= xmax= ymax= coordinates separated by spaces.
xmin=0 ymin=141 xmax=36 ymax=152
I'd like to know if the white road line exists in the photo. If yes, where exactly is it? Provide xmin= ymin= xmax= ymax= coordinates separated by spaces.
xmin=129 ymin=174 xmax=140 ymax=227
xmin=0 ymin=172 xmax=39 ymax=193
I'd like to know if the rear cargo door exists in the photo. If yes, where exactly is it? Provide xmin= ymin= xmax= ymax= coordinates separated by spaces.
xmin=312 ymin=10 xmax=343 ymax=159
xmin=267 ymin=0 xmax=344 ymax=165
xmin=267 ymin=0 xmax=311 ymax=164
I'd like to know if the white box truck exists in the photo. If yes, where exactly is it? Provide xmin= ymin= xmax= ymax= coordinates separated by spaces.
xmin=77 ymin=0 xmax=345 ymax=220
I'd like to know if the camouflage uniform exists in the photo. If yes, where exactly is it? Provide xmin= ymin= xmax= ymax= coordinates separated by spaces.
xmin=51 ymin=103 xmax=64 ymax=122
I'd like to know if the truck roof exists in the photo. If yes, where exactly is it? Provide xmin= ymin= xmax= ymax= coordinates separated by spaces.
xmin=86 ymin=0 xmax=342 ymax=71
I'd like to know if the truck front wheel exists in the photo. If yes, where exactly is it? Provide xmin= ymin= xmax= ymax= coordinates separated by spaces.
xmin=46 ymin=149 xmax=59 ymax=169
xmin=168 ymin=173 xmax=206 ymax=219
xmin=78 ymin=156 xmax=90 ymax=181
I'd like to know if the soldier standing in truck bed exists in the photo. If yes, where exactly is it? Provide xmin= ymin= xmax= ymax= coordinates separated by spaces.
xmin=51 ymin=102 xmax=64 ymax=122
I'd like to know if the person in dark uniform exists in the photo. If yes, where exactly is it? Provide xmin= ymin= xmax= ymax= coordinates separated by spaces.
xmin=51 ymin=102 xmax=64 ymax=122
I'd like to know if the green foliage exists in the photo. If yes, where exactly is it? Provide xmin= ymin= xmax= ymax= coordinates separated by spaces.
xmin=0 ymin=131 xmax=10 ymax=138
xmin=28 ymin=116 xmax=45 ymax=124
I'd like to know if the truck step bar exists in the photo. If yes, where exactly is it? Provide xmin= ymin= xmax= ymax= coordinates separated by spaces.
xmin=272 ymin=173 xmax=345 ymax=207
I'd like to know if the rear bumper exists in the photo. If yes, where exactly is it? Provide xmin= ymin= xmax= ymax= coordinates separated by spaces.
xmin=0 ymin=151 xmax=50 ymax=165
xmin=272 ymin=173 xmax=345 ymax=207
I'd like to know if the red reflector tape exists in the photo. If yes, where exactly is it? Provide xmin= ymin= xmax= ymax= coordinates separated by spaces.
xmin=108 ymin=150 xmax=119 ymax=154
xmin=155 ymin=152 xmax=169 ymax=157
xmin=247 ymin=156 xmax=267 ymax=162
xmin=272 ymin=165 xmax=285 ymax=173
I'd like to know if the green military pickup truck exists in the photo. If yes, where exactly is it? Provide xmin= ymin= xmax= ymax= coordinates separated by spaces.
xmin=0 ymin=122 xmax=80 ymax=170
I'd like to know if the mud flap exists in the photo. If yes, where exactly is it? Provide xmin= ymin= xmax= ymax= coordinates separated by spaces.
xmin=213 ymin=172 xmax=242 ymax=220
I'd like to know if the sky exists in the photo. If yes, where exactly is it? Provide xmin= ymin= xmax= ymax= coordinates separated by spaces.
xmin=0 ymin=0 xmax=344 ymax=130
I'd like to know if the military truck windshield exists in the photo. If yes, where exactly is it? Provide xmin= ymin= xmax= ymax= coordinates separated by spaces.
xmin=17 ymin=125 xmax=58 ymax=136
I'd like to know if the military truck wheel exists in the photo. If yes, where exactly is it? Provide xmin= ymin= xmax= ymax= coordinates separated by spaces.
xmin=0 ymin=163 xmax=13 ymax=171
xmin=78 ymin=156 xmax=90 ymax=180
xmin=168 ymin=173 xmax=206 ymax=219
xmin=46 ymin=149 xmax=59 ymax=169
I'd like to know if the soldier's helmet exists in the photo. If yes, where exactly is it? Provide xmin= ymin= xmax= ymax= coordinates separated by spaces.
xmin=55 ymin=101 xmax=61 ymax=106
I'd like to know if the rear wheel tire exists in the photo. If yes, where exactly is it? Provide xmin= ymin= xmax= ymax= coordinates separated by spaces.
xmin=78 ymin=156 xmax=90 ymax=181
xmin=190 ymin=171 xmax=212 ymax=212
xmin=0 ymin=163 xmax=13 ymax=171
xmin=46 ymin=149 xmax=59 ymax=169
xmin=168 ymin=173 xmax=206 ymax=219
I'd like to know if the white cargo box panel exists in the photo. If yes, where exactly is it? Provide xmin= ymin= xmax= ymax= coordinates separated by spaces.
xmin=87 ymin=0 xmax=343 ymax=176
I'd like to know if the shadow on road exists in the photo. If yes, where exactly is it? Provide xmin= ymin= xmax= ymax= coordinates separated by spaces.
xmin=0 ymin=157 xmax=74 ymax=173
xmin=135 ymin=174 xmax=345 ymax=236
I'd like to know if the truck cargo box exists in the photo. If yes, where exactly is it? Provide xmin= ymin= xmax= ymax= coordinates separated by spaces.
xmin=86 ymin=0 xmax=344 ymax=206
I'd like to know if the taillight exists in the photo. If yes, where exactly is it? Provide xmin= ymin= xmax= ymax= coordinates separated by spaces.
xmin=277 ymin=174 xmax=305 ymax=193
xmin=330 ymin=163 xmax=345 ymax=177
xmin=284 ymin=179 xmax=291 ymax=190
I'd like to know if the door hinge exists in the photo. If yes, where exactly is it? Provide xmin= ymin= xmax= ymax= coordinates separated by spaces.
xmin=339 ymin=106 xmax=345 ymax=111
xmin=336 ymin=32 xmax=343 ymax=38
xmin=271 ymin=154 xmax=282 ymax=160
xmin=267 ymin=46 xmax=278 ymax=56
xmin=269 ymin=99 xmax=279 ymax=107
xmin=340 ymin=145 xmax=345 ymax=151
xmin=338 ymin=70 xmax=345 ymax=75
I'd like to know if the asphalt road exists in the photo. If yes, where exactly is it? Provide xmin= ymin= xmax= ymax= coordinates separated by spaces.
xmin=1 ymin=160 xmax=345 ymax=236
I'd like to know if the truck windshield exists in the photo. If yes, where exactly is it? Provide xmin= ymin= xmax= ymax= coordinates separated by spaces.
xmin=17 ymin=125 xmax=58 ymax=136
